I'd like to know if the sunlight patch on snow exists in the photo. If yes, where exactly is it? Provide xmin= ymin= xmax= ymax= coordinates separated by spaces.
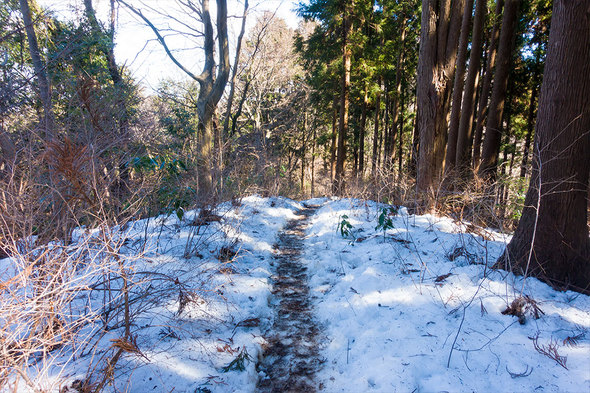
xmin=234 ymin=232 xmax=273 ymax=252
xmin=356 ymin=287 xmax=422 ymax=306
xmin=148 ymin=352 xmax=207 ymax=380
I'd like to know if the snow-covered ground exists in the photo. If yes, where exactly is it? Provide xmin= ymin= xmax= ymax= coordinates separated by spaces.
xmin=305 ymin=199 xmax=590 ymax=392
xmin=2 ymin=196 xmax=589 ymax=392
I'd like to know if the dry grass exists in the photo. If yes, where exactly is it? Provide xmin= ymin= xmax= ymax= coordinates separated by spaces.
xmin=0 ymin=137 xmax=144 ymax=391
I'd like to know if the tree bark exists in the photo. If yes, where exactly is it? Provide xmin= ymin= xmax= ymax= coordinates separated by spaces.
xmin=223 ymin=0 xmax=248 ymax=137
xmin=358 ymin=86 xmax=368 ymax=177
xmin=371 ymin=86 xmax=380 ymax=178
xmin=20 ymin=0 xmax=54 ymax=140
xmin=445 ymin=0 xmax=474 ymax=176
xmin=330 ymin=96 xmax=338 ymax=182
xmin=497 ymin=97 xmax=512 ymax=211
xmin=398 ymin=83 xmax=405 ymax=179
xmin=0 ymin=122 xmax=16 ymax=173
xmin=416 ymin=0 xmax=465 ymax=199
xmin=301 ymin=110 xmax=307 ymax=194
xmin=387 ymin=19 xmax=406 ymax=168
xmin=195 ymin=0 xmax=230 ymax=198
xmin=334 ymin=2 xmax=352 ymax=194
xmin=497 ymin=0 xmax=590 ymax=293
xmin=479 ymin=0 xmax=519 ymax=180
xmin=520 ymin=54 xmax=541 ymax=179
xmin=455 ymin=0 xmax=486 ymax=172
xmin=311 ymin=123 xmax=316 ymax=197
xmin=472 ymin=0 xmax=503 ymax=169
xmin=409 ymin=109 xmax=419 ymax=179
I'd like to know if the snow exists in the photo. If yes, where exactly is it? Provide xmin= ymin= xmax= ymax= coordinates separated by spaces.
xmin=2 ymin=196 xmax=589 ymax=392
xmin=305 ymin=199 xmax=590 ymax=393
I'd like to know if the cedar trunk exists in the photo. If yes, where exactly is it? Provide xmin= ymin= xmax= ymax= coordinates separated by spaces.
xmin=358 ymin=87 xmax=368 ymax=177
xmin=330 ymin=97 xmax=338 ymax=182
xmin=519 ymin=54 xmax=541 ymax=179
xmin=445 ymin=0 xmax=474 ymax=176
xmin=416 ymin=0 xmax=465 ymax=199
xmin=478 ymin=0 xmax=519 ymax=179
xmin=334 ymin=3 xmax=352 ymax=194
xmin=371 ymin=87 xmax=380 ymax=178
xmin=497 ymin=0 xmax=590 ymax=293
xmin=473 ymin=0 xmax=503 ymax=168
xmin=455 ymin=0 xmax=486 ymax=172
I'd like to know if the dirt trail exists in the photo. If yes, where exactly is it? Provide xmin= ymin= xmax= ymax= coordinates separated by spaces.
xmin=256 ymin=205 xmax=324 ymax=392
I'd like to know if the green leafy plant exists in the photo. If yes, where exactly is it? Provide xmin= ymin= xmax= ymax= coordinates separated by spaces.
xmin=375 ymin=207 xmax=397 ymax=236
xmin=337 ymin=215 xmax=354 ymax=238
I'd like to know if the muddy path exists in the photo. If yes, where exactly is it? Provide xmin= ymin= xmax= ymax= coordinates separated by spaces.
xmin=256 ymin=205 xmax=324 ymax=392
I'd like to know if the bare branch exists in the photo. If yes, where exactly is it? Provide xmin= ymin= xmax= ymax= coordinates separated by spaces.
xmin=118 ymin=0 xmax=204 ymax=83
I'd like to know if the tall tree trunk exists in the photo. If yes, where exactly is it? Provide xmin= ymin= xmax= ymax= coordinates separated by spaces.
xmin=311 ymin=123 xmax=316 ymax=197
xmin=409 ymin=110 xmax=419 ymax=179
xmin=382 ymin=87 xmax=391 ymax=166
xmin=479 ymin=0 xmax=519 ymax=180
xmin=416 ymin=0 xmax=465 ymax=200
xmin=334 ymin=2 xmax=352 ymax=194
xmin=371 ymin=85 xmax=381 ymax=178
xmin=330 ymin=97 xmax=338 ymax=182
xmin=353 ymin=111 xmax=359 ymax=177
xmin=195 ymin=0 xmax=230 ymax=199
xmin=223 ymin=0 xmax=248 ymax=137
xmin=20 ymin=0 xmax=54 ymax=140
xmin=445 ymin=0 xmax=474 ymax=176
xmin=378 ymin=86 xmax=392 ymax=173
xmin=387 ymin=19 xmax=406 ymax=168
xmin=382 ymin=88 xmax=390 ymax=167
xmin=497 ymin=98 xmax=512 ymax=211
xmin=0 ymin=122 xmax=16 ymax=175
xmin=473 ymin=0 xmax=504 ymax=168
xmin=301 ymin=110 xmax=307 ymax=194
xmin=358 ymin=86 xmax=368 ymax=177
xmin=497 ymin=0 xmax=590 ymax=293
xmin=455 ymin=0 xmax=486 ymax=172
xmin=397 ymin=85 xmax=405 ymax=179
xmin=520 ymin=54 xmax=541 ymax=179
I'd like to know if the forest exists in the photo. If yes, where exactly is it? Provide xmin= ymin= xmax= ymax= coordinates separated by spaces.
xmin=0 ymin=0 xmax=589 ymax=391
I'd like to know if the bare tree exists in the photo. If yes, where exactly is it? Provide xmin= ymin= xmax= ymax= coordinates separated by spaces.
xmin=497 ymin=0 xmax=590 ymax=293
xmin=120 ymin=0 xmax=230 ymax=198
xmin=223 ymin=0 xmax=249 ymax=138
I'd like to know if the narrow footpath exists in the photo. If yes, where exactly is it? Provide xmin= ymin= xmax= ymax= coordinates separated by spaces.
xmin=256 ymin=205 xmax=324 ymax=392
